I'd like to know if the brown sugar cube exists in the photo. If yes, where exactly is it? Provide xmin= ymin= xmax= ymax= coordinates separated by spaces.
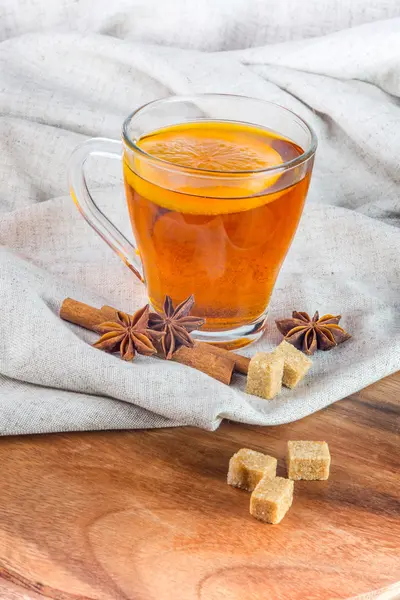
xmin=246 ymin=352 xmax=284 ymax=400
xmin=250 ymin=476 xmax=294 ymax=524
xmin=274 ymin=340 xmax=312 ymax=388
xmin=227 ymin=448 xmax=277 ymax=492
xmin=287 ymin=440 xmax=331 ymax=480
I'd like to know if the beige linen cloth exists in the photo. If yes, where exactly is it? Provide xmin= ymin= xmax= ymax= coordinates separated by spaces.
xmin=0 ymin=0 xmax=399 ymax=435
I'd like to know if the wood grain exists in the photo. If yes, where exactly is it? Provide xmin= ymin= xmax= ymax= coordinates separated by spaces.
xmin=0 ymin=372 xmax=399 ymax=600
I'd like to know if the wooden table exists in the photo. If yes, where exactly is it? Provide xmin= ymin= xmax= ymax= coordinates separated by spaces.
xmin=0 ymin=373 xmax=399 ymax=600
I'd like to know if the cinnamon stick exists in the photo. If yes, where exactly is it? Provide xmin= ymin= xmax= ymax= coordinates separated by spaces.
xmin=60 ymin=298 xmax=240 ymax=384
xmin=173 ymin=345 xmax=234 ymax=385
xmin=60 ymin=298 xmax=106 ymax=332
xmin=100 ymin=305 xmax=118 ymax=320
xmin=201 ymin=343 xmax=250 ymax=375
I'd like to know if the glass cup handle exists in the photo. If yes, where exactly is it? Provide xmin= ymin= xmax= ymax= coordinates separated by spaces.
xmin=68 ymin=137 xmax=144 ymax=282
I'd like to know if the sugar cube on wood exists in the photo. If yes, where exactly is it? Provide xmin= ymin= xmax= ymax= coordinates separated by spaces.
xmin=287 ymin=440 xmax=331 ymax=480
xmin=250 ymin=476 xmax=294 ymax=524
xmin=227 ymin=448 xmax=277 ymax=492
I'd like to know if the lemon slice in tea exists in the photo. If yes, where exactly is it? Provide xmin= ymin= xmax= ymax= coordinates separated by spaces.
xmin=126 ymin=122 xmax=287 ymax=214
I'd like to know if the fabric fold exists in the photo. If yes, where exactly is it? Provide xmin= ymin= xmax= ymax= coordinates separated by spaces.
xmin=0 ymin=2 xmax=399 ymax=434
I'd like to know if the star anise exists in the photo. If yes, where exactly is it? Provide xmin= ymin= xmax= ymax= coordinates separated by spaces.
xmin=93 ymin=305 xmax=163 ymax=361
xmin=148 ymin=295 xmax=205 ymax=359
xmin=276 ymin=311 xmax=351 ymax=355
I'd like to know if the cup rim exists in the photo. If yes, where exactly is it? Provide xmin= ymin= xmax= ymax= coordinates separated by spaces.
xmin=122 ymin=93 xmax=318 ymax=175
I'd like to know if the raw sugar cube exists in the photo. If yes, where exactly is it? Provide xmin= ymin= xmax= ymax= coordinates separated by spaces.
xmin=274 ymin=340 xmax=312 ymax=388
xmin=250 ymin=476 xmax=294 ymax=524
xmin=287 ymin=440 xmax=331 ymax=480
xmin=227 ymin=448 xmax=277 ymax=492
xmin=246 ymin=352 xmax=284 ymax=400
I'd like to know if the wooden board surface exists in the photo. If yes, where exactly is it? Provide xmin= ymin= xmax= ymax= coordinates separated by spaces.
xmin=0 ymin=372 xmax=399 ymax=600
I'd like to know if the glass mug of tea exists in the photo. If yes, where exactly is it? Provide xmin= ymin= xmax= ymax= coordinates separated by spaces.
xmin=68 ymin=94 xmax=317 ymax=348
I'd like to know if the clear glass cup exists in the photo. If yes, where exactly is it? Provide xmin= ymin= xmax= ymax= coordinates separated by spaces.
xmin=68 ymin=94 xmax=317 ymax=349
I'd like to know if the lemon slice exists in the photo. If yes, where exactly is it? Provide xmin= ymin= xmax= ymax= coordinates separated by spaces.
xmin=125 ymin=122 xmax=286 ymax=214
xmin=141 ymin=135 xmax=282 ymax=172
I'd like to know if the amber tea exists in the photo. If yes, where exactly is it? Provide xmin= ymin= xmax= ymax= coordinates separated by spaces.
xmin=124 ymin=121 xmax=311 ymax=333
